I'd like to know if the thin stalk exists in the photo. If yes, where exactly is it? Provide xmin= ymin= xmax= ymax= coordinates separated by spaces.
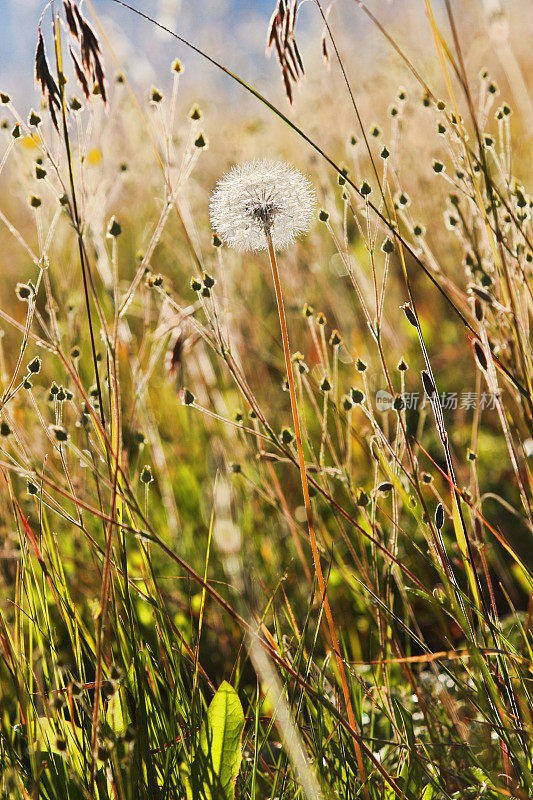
xmin=52 ymin=14 xmax=106 ymax=430
xmin=265 ymin=230 xmax=368 ymax=797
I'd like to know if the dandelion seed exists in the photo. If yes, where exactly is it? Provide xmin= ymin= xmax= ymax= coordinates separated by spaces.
xmin=209 ymin=159 xmax=316 ymax=252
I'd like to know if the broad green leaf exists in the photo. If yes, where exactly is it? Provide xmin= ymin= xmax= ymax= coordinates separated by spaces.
xmin=189 ymin=681 xmax=244 ymax=800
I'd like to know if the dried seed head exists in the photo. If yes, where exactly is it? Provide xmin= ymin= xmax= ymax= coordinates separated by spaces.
xmin=421 ymin=371 xmax=436 ymax=398
xmin=350 ymin=388 xmax=365 ymax=405
xmin=342 ymin=395 xmax=353 ymax=411
xmin=473 ymin=341 xmax=488 ymax=371
xmin=140 ymin=465 xmax=153 ymax=485
xmin=50 ymin=425 xmax=69 ymax=443
xmin=210 ymin=160 xmax=316 ymax=252
xmin=27 ymin=356 xmax=42 ymax=375
xmin=107 ymin=217 xmax=121 ymax=237
xmin=356 ymin=488 xmax=370 ymax=507
xmin=402 ymin=304 xmax=418 ymax=328
xmin=281 ymin=426 xmax=294 ymax=444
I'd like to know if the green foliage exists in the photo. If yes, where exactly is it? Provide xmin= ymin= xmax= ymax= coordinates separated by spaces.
xmin=188 ymin=682 xmax=245 ymax=800
xmin=0 ymin=1 xmax=532 ymax=799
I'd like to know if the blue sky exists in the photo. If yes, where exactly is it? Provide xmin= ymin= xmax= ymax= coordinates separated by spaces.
xmin=0 ymin=0 xmax=278 ymax=102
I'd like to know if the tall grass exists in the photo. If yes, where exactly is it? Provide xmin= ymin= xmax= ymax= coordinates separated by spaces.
xmin=0 ymin=1 xmax=532 ymax=798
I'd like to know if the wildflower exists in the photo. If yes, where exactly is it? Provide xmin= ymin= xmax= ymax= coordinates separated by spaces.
xmin=209 ymin=159 xmax=316 ymax=252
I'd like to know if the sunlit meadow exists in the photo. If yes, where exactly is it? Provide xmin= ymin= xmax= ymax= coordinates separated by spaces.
xmin=0 ymin=1 xmax=532 ymax=798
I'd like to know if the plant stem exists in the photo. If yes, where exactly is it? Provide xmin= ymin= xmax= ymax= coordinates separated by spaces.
xmin=265 ymin=230 xmax=368 ymax=796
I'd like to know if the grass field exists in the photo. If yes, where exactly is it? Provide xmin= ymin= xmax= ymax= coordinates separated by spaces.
xmin=0 ymin=1 xmax=532 ymax=798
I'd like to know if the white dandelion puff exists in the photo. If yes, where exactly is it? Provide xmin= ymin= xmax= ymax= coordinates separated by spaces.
xmin=209 ymin=159 xmax=316 ymax=252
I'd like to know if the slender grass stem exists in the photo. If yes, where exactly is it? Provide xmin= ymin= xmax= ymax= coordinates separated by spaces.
xmin=265 ymin=230 xmax=369 ymax=796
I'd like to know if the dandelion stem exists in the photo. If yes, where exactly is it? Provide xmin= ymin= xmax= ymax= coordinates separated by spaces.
xmin=265 ymin=229 xmax=369 ymax=796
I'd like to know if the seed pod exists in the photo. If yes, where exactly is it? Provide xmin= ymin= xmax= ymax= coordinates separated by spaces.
xmin=51 ymin=425 xmax=69 ymax=442
xmin=140 ymin=465 xmax=153 ymax=485
xmin=393 ymin=395 xmax=405 ymax=411
xmin=27 ymin=356 xmax=41 ymax=374
xmin=203 ymin=272 xmax=215 ymax=289
xmin=342 ymin=394 xmax=353 ymax=411
xmin=397 ymin=358 xmax=408 ymax=371
xmin=402 ymin=304 xmax=418 ymax=328
xmin=101 ymin=680 xmax=116 ymax=700
xmin=473 ymin=342 xmax=488 ymax=371
xmin=107 ymin=217 xmax=121 ymax=237
xmin=350 ymin=388 xmax=365 ymax=405
xmin=421 ymin=371 xmax=436 ymax=398
xmin=281 ymin=427 xmax=294 ymax=444
xmin=357 ymin=488 xmax=370 ymax=507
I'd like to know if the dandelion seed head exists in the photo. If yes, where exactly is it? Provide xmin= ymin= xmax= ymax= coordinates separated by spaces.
xmin=210 ymin=159 xmax=316 ymax=251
